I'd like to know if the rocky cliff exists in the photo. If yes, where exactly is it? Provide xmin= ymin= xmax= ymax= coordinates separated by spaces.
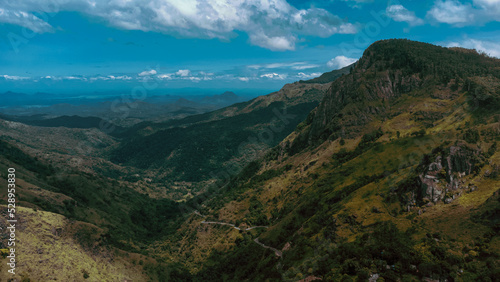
xmin=410 ymin=142 xmax=484 ymax=205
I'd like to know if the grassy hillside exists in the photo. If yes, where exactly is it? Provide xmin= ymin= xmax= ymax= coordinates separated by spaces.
xmin=163 ymin=39 xmax=500 ymax=281
xmin=1 ymin=39 xmax=498 ymax=281
xmin=0 ymin=139 xmax=195 ymax=280
xmin=0 ymin=206 xmax=153 ymax=281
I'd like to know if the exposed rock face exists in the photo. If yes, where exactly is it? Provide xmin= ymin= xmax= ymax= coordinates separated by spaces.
xmin=418 ymin=155 xmax=444 ymax=203
xmin=417 ymin=143 xmax=482 ymax=204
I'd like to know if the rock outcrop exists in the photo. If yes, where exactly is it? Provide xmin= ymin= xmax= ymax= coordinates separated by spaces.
xmin=415 ymin=142 xmax=482 ymax=204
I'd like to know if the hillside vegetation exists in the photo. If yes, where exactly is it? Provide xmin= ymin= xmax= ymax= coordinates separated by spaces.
xmin=0 ymin=139 xmax=194 ymax=281
xmin=110 ymin=73 xmax=347 ymax=184
xmin=1 ymin=39 xmax=499 ymax=281
xmin=166 ymin=39 xmax=500 ymax=281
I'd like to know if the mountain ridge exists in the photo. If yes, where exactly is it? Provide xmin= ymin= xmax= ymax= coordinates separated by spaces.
xmin=169 ymin=39 xmax=500 ymax=281
xmin=109 ymin=66 xmax=351 ymax=184
xmin=1 ymin=39 xmax=499 ymax=281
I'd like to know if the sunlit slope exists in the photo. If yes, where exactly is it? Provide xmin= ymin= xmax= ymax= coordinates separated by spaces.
xmin=169 ymin=39 xmax=500 ymax=281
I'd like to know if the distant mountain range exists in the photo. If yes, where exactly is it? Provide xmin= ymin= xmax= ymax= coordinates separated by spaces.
xmin=0 ymin=91 xmax=249 ymax=126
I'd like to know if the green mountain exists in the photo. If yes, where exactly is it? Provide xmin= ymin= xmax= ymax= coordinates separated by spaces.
xmin=0 ymin=139 xmax=191 ymax=281
xmin=0 ymin=63 xmax=350 ymax=281
xmin=166 ymin=39 xmax=500 ymax=281
xmin=1 ymin=39 xmax=499 ymax=281
xmin=109 ymin=69 xmax=349 ymax=184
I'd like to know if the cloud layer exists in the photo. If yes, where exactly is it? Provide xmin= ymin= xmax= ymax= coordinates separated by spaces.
xmin=445 ymin=38 xmax=500 ymax=58
xmin=0 ymin=59 xmax=329 ymax=85
xmin=0 ymin=7 xmax=54 ymax=33
xmin=2 ymin=0 xmax=356 ymax=51
xmin=327 ymin=56 xmax=357 ymax=69
xmin=427 ymin=0 xmax=500 ymax=25
xmin=386 ymin=5 xmax=424 ymax=26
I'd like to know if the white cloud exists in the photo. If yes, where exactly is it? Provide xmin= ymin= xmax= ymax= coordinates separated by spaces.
xmin=214 ymin=74 xmax=236 ymax=80
xmin=157 ymin=74 xmax=172 ymax=80
xmin=189 ymin=76 xmax=212 ymax=81
xmin=444 ymin=38 xmax=500 ymax=58
xmin=425 ymin=0 xmax=500 ymax=26
xmin=291 ymin=64 xmax=320 ymax=70
xmin=427 ymin=0 xmax=474 ymax=25
xmin=238 ymin=77 xmax=251 ymax=82
xmin=339 ymin=23 xmax=357 ymax=34
xmin=43 ymin=75 xmax=61 ymax=80
xmin=266 ymin=62 xmax=302 ymax=69
xmin=260 ymin=73 xmax=287 ymax=79
xmin=247 ymin=61 xmax=314 ymax=69
xmin=116 ymin=75 xmax=132 ymax=80
xmin=188 ymin=77 xmax=201 ymax=82
xmin=138 ymin=69 xmax=157 ymax=76
xmin=473 ymin=0 xmax=500 ymax=20
xmin=426 ymin=0 xmax=500 ymax=25
xmin=327 ymin=56 xmax=358 ymax=69
xmin=474 ymin=0 xmax=500 ymax=11
xmin=64 ymin=76 xmax=87 ymax=81
xmin=99 ymin=75 xmax=132 ymax=80
xmin=0 ymin=8 xmax=53 ymax=33
xmin=249 ymin=33 xmax=296 ymax=51
xmin=90 ymin=76 xmax=107 ymax=81
xmin=90 ymin=76 xmax=105 ymax=81
xmin=386 ymin=5 xmax=424 ymax=26
xmin=175 ymin=69 xmax=191 ymax=77
xmin=1 ymin=0 xmax=355 ymax=51
xmin=296 ymin=72 xmax=322 ymax=79
xmin=1 ymin=74 xmax=30 ymax=80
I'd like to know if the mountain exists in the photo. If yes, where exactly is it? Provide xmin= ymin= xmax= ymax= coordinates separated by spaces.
xmin=163 ymin=39 xmax=500 ymax=281
xmin=199 ymin=91 xmax=242 ymax=105
xmin=0 ymin=139 xmax=192 ymax=281
xmin=0 ymin=63 xmax=350 ymax=281
xmin=0 ymin=114 xmax=125 ymax=133
xmin=0 ymin=91 xmax=251 ymax=127
xmin=109 ymin=71 xmax=349 ymax=184
xmin=0 ymin=91 xmax=40 ymax=106
xmin=300 ymin=63 xmax=355 ymax=84
xmin=1 ymin=39 xmax=499 ymax=281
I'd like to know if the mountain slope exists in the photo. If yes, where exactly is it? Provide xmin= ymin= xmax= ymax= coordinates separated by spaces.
xmin=300 ymin=63 xmax=355 ymax=84
xmin=167 ymin=39 xmax=500 ymax=281
xmin=110 ymin=72 xmax=349 ymax=184
xmin=0 ymin=139 xmax=195 ymax=281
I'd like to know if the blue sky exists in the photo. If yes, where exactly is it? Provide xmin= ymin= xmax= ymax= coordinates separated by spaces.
xmin=0 ymin=0 xmax=499 ymax=95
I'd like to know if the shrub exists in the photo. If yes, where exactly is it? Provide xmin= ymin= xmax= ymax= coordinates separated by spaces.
xmin=464 ymin=129 xmax=480 ymax=143
xmin=82 ymin=269 xmax=90 ymax=279
xmin=411 ymin=129 xmax=426 ymax=137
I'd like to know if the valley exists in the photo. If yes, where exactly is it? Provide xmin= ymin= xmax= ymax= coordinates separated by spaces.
xmin=0 ymin=39 xmax=499 ymax=281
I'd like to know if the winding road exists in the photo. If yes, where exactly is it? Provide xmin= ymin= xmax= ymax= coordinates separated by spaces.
xmin=194 ymin=211 xmax=281 ymax=257
xmin=201 ymin=220 xmax=269 ymax=231
xmin=254 ymin=238 xmax=282 ymax=257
